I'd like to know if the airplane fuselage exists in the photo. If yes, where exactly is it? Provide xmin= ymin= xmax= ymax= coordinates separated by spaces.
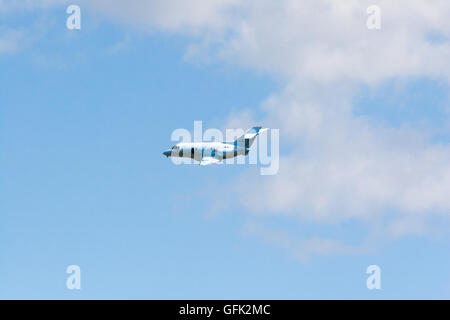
xmin=164 ymin=142 xmax=249 ymax=161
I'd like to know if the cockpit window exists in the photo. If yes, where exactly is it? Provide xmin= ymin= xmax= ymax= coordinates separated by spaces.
xmin=171 ymin=145 xmax=180 ymax=150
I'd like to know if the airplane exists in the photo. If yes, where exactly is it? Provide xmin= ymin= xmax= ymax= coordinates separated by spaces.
xmin=163 ymin=126 xmax=268 ymax=165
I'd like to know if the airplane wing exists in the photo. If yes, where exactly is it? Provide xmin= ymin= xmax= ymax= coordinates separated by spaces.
xmin=199 ymin=157 xmax=221 ymax=166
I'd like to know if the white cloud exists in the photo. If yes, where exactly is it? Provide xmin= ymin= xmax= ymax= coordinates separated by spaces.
xmin=105 ymin=34 xmax=131 ymax=55
xmin=213 ymin=0 xmax=450 ymax=85
xmin=236 ymin=86 xmax=450 ymax=222
xmin=0 ymin=0 xmax=68 ymax=12
xmin=242 ymin=220 xmax=366 ymax=262
xmin=0 ymin=0 xmax=70 ymax=55
xmin=82 ymin=0 xmax=242 ymax=36
xmin=0 ymin=28 xmax=26 ymax=54
xmin=8 ymin=0 xmax=449 ymax=85
xmin=74 ymin=0 xmax=450 ymax=86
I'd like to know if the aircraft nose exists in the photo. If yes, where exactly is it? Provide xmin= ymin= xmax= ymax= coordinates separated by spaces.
xmin=163 ymin=150 xmax=171 ymax=157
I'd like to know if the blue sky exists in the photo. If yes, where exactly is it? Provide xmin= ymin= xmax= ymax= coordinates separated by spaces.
xmin=1 ymin=1 xmax=450 ymax=299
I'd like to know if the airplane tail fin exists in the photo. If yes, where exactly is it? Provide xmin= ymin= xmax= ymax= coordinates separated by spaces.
xmin=233 ymin=126 xmax=267 ymax=148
